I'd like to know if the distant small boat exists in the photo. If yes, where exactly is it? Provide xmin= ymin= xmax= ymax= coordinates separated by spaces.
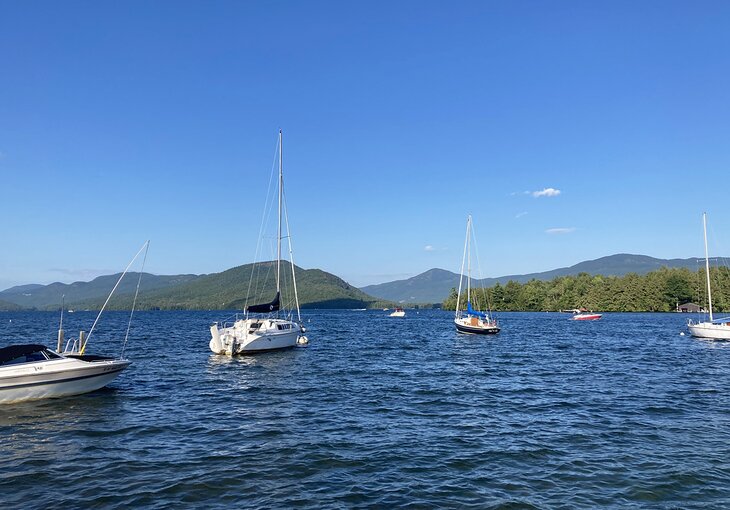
xmin=571 ymin=310 xmax=602 ymax=321
xmin=389 ymin=307 xmax=405 ymax=317
xmin=688 ymin=213 xmax=730 ymax=340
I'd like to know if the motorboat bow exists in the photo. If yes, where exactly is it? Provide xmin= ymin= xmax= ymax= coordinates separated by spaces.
xmin=0 ymin=344 xmax=130 ymax=404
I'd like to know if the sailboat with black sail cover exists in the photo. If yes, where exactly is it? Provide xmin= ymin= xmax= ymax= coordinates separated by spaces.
xmin=454 ymin=215 xmax=500 ymax=335
xmin=209 ymin=130 xmax=308 ymax=355
xmin=687 ymin=213 xmax=730 ymax=340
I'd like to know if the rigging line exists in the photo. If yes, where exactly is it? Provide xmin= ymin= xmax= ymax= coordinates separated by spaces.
xmin=81 ymin=241 xmax=150 ymax=354
xmin=245 ymin=133 xmax=280 ymax=311
xmin=470 ymin=219 xmax=494 ymax=315
xmin=121 ymin=240 xmax=149 ymax=360
xmin=282 ymin=190 xmax=301 ymax=322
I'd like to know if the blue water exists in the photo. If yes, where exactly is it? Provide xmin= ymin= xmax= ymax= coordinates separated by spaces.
xmin=2 ymin=310 xmax=730 ymax=508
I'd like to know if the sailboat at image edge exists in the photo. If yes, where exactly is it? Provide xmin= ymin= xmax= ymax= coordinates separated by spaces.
xmin=687 ymin=212 xmax=730 ymax=340
xmin=454 ymin=215 xmax=500 ymax=335
xmin=209 ymin=130 xmax=309 ymax=355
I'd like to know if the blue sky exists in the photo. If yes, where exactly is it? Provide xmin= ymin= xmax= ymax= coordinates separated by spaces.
xmin=2 ymin=1 xmax=730 ymax=290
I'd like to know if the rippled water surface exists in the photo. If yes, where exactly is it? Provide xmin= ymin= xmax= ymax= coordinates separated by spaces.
xmin=2 ymin=310 xmax=730 ymax=508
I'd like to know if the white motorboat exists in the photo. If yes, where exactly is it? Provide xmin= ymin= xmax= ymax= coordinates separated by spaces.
xmin=0 ymin=344 xmax=130 ymax=404
xmin=454 ymin=215 xmax=500 ymax=335
xmin=0 ymin=241 xmax=148 ymax=404
xmin=389 ymin=307 xmax=405 ymax=317
xmin=688 ymin=213 xmax=730 ymax=340
xmin=210 ymin=130 xmax=307 ymax=355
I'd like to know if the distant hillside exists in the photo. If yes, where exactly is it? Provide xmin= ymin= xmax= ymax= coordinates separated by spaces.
xmin=361 ymin=253 xmax=721 ymax=303
xmin=121 ymin=262 xmax=387 ymax=310
xmin=361 ymin=268 xmax=465 ymax=304
xmin=0 ymin=299 xmax=23 ymax=311
xmin=5 ymin=262 xmax=390 ymax=311
xmin=0 ymin=273 xmax=202 ymax=309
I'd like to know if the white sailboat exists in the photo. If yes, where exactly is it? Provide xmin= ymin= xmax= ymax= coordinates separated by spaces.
xmin=688 ymin=213 xmax=730 ymax=340
xmin=454 ymin=215 xmax=500 ymax=335
xmin=210 ymin=130 xmax=308 ymax=355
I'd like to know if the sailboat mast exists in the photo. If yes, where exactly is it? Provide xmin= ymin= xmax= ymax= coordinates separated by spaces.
xmin=277 ymin=129 xmax=283 ymax=294
xmin=703 ymin=212 xmax=713 ymax=322
xmin=456 ymin=216 xmax=470 ymax=319
xmin=467 ymin=216 xmax=471 ymax=305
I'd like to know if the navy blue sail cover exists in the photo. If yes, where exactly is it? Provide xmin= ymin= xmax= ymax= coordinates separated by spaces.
xmin=466 ymin=301 xmax=488 ymax=319
xmin=247 ymin=292 xmax=280 ymax=314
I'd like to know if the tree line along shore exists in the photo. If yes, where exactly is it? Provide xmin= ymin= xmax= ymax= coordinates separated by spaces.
xmin=442 ymin=266 xmax=730 ymax=313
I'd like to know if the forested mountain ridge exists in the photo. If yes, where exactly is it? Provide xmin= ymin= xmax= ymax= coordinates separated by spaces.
xmin=0 ymin=273 xmax=201 ymax=309
xmin=1 ymin=263 xmax=391 ymax=311
xmin=362 ymin=254 xmax=724 ymax=303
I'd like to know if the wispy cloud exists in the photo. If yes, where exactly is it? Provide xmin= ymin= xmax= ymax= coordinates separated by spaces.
xmin=48 ymin=267 xmax=116 ymax=280
xmin=532 ymin=187 xmax=561 ymax=198
xmin=515 ymin=211 xmax=528 ymax=219
xmin=545 ymin=227 xmax=575 ymax=235
xmin=424 ymin=245 xmax=435 ymax=252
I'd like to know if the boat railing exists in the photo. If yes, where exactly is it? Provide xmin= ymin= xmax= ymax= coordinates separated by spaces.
xmin=217 ymin=312 xmax=248 ymax=329
xmin=63 ymin=338 xmax=80 ymax=354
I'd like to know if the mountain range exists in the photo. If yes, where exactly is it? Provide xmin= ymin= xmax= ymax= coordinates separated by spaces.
xmin=0 ymin=262 xmax=389 ymax=311
xmin=360 ymin=253 xmax=721 ymax=303
xmin=2 ymin=253 xmax=723 ymax=311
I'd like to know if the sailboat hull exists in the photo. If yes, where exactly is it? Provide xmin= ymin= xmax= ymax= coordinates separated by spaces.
xmin=210 ymin=319 xmax=302 ymax=355
xmin=688 ymin=321 xmax=730 ymax=340
xmin=455 ymin=318 xmax=500 ymax=335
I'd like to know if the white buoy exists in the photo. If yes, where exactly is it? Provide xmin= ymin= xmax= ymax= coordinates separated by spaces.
xmin=296 ymin=335 xmax=309 ymax=347
xmin=680 ymin=332 xmax=685 ymax=336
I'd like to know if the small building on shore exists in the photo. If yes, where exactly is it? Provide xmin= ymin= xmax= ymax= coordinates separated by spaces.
xmin=677 ymin=302 xmax=705 ymax=313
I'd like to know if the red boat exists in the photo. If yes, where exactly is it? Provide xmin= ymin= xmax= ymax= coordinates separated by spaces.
xmin=571 ymin=310 xmax=602 ymax=321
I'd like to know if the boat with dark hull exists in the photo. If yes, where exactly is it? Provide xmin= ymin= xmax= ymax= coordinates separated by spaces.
xmin=453 ymin=215 xmax=500 ymax=335
xmin=455 ymin=318 xmax=500 ymax=335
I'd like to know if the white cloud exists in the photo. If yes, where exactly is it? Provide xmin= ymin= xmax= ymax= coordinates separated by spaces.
xmin=48 ymin=267 xmax=116 ymax=280
xmin=545 ymin=227 xmax=575 ymax=235
xmin=515 ymin=211 xmax=528 ymax=219
xmin=424 ymin=245 xmax=435 ymax=252
xmin=532 ymin=187 xmax=561 ymax=198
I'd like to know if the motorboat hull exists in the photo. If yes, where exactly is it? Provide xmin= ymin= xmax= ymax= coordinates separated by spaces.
xmin=0 ymin=358 xmax=130 ymax=404
xmin=455 ymin=318 xmax=500 ymax=335
xmin=688 ymin=321 xmax=730 ymax=340
xmin=572 ymin=314 xmax=602 ymax=321
xmin=210 ymin=318 xmax=303 ymax=355
xmin=389 ymin=311 xmax=405 ymax=317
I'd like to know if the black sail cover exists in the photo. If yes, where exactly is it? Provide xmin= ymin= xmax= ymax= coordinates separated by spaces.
xmin=246 ymin=292 xmax=280 ymax=314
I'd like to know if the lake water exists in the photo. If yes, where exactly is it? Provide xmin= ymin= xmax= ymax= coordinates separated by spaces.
xmin=1 ymin=309 xmax=730 ymax=508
